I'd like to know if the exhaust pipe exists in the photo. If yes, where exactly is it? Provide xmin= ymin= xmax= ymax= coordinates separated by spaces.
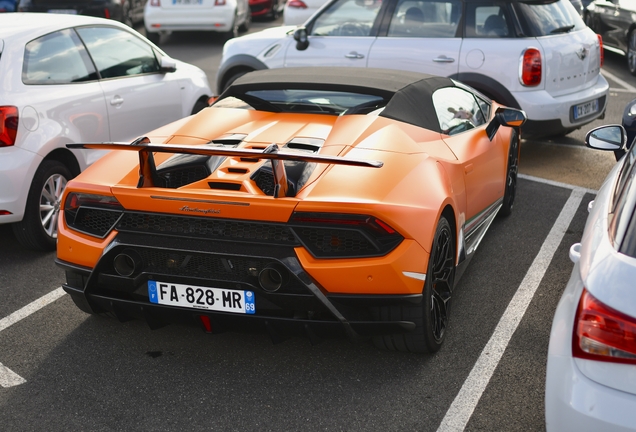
xmin=113 ymin=250 xmax=142 ymax=277
xmin=258 ymin=264 xmax=288 ymax=292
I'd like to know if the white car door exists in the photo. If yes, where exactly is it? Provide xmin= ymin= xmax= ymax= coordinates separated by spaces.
xmin=284 ymin=0 xmax=384 ymax=68
xmin=367 ymin=0 xmax=462 ymax=76
xmin=77 ymin=26 xmax=182 ymax=142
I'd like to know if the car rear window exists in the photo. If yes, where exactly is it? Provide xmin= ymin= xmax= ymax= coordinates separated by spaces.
xmin=514 ymin=0 xmax=585 ymax=36
xmin=217 ymin=89 xmax=387 ymax=115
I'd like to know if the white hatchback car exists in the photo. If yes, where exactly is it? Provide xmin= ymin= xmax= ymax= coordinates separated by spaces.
xmin=144 ymin=0 xmax=251 ymax=45
xmin=0 ymin=13 xmax=212 ymax=250
xmin=218 ymin=0 xmax=609 ymax=138
xmin=545 ymin=125 xmax=636 ymax=431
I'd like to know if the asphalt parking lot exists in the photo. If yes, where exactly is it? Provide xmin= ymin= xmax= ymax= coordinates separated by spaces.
xmin=1 ymin=17 xmax=636 ymax=431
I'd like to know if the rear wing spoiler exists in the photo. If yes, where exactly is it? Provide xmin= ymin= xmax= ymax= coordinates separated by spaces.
xmin=67 ymin=137 xmax=383 ymax=198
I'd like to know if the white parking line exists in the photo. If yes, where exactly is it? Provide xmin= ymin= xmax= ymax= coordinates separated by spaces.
xmin=437 ymin=187 xmax=587 ymax=432
xmin=0 ymin=287 xmax=66 ymax=388
xmin=603 ymin=69 xmax=636 ymax=93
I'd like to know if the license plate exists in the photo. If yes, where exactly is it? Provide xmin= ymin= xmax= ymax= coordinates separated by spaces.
xmin=173 ymin=0 xmax=203 ymax=4
xmin=48 ymin=9 xmax=78 ymax=14
xmin=573 ymin=99 xmax=599 ymax=120
xmin=148 ymin=280 xmax=255 ymax=314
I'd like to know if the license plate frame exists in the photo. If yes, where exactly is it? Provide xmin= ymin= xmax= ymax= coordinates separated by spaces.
xmin=148 ymin=280 xmax=255 ymax=314
xmin=573 ymin=99 xmax=599 ymax=120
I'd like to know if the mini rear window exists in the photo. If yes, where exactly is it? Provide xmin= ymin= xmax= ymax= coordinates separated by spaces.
xmin=514 ymin=0 xmax=585 ymax=36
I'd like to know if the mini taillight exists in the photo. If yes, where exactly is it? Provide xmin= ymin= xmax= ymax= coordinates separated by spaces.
xmin=598 ymin=34 xmax=604 ymax=68
xmin=287 ymin=0 xmax=307 ymax=8
xmin=520 ymin=48 xmax=542 ymax=87
xmin=215 ymin=0 xmax=226 ymax=5
xmin=0 ymin=106 xmax=18 ymax=147
xmin=150 ymin=0 xmax=161 ymax=6
xmin=573 ymin=288 xmax=636 ymax=364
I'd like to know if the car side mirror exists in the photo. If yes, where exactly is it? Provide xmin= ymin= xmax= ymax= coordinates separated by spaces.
xmin=485 ymin=107 xmax=527 ymax=141
xmin=585 ymin=125 xmax=625 ymax=151
xmin=293 ymin=27 xmax=309 ymax=51
xmin=160 ymin=57 xmax=177 ymax=73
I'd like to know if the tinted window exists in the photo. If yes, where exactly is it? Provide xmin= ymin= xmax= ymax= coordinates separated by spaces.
xmin=23 ymin=29 xmax=97 ymax=85
xmin=613 ymin=134 xmax=636 ymax=212
xmin=465 ymin=3 xmax=511 ymax=38
xmin=76 ymin=26 xmax=160 ymax=79
xmin=311 ymin=0 xmax=383 ymax=36
xmin=387 ymin=0 xmax=461 ymax=37
xmin=514 ymin=0 xmax=585 ymax=36
xmin=432 ymin=87 xmax=486 ymax=135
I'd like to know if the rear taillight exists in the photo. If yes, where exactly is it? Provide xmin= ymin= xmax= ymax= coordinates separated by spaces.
xmin=598 ymin=34 xmax=604 ymax=68
xmin=520 ymin=48 xmax=542 ymax=87
xmin=289 ymin=212 xmax=403 ymax=258
xmin=573 ymin=288 xmax=636 ymax=365
xmin=64 ymin=192 xmax=124 ymax=238
xmin=215 ymin=0 xmax=226 ymax=5
xmin=0 ymin=106 xmax=18 ymax=147
xmin=150 ymin=0 xmax=161 ymax=6
xmin=103 ymin=7 xmax=110 ymax=18
xmin=287 ymin=0 xmax=307 ymax=8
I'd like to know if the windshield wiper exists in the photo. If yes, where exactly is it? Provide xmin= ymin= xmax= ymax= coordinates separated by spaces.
xmin=550 ymin=24 xmax=575 ymax=34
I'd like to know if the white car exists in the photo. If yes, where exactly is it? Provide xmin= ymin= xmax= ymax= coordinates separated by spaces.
xmin=545 ymin=125 xmax=636 ymax=431
xmin=144 ymin=0 xmax=251 ymax=45
xmin=217 ymin=0 xmax=609 ymax=138
xmin=0 ymin=13 xmax=212 ymax=250
xmin=283 ymin=0 xmax=329 ymax=26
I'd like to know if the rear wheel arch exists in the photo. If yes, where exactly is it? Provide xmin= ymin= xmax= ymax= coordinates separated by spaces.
xmin=44 ymin=148 xmax=81 ymax=177
xmin=450 ymin=72 xmax=521 ymax=109
xmin=216 ymin=55 xmax=268 ymax=93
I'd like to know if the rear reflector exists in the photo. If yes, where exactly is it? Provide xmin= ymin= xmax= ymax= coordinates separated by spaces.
xmin=573 ymin=288 xmax=636 ymax=364
xmin=200 ymin=315 xmax=213 ymax=333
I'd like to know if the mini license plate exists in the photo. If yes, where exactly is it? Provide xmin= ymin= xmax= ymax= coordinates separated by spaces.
xmin=148 ymin=280 xmax=255 ymax=314
xmin=573 ymin=99 xmax=599 ymax=120
xmin=48 ymin=9 xmax=78 ymax=14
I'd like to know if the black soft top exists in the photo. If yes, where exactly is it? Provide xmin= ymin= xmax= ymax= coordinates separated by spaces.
xmin=221 ymin=67 xmax=456 ymax=133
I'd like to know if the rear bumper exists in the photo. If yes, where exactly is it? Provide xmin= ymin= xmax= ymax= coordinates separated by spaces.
xmin=514 ymin=75 xmax=609 ymax=138
xmin=144 ymin=6 xmax=234 ymax=32
xmin=56 ymin=231 xmax=422 ymax=341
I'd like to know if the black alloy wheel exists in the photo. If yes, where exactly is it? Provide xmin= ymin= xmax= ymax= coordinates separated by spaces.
xmin=499 ymin=129 xmax=519 ymax=217
xmin=372 ymin=216 xmax=455 ymax=353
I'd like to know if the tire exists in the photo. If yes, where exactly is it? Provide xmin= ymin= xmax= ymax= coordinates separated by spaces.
xmin=499 ymin=129 xmax=519 ymax=217
xmin=239 ymin=10 xmax=252 ymax=32
xmin=12 ymin=160 xmax=72 ymax=251
xmin=628 ymin=30 xmax=636 ymax=76
xmin=121 ymin=1 xmax=133 ymax=27
xmin=372 ymin=216 xmax=455 ymax=353
xmin=191 ymin=98 xmax=209 ymax=115
xmin=222 ymin=16 xmax=239 ymax=41
xmin=146 ymin=31 xmax=161 ymax=45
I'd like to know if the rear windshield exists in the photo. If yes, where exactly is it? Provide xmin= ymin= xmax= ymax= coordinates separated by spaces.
xmin=514 ymin=0 xmax=585 ymax=36
xmin=215 ymin=89 xmax=387 ymax=115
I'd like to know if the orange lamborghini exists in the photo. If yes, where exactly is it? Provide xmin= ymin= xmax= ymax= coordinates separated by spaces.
xmin=56 ymin=68 xmax=525 ymax=353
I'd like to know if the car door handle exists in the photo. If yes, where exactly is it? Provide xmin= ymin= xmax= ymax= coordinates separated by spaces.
xmin=110 ymin=96 xmax=124 ymax=106
xmin=345 ymin=51 xmax=365 ymax=59
xmin=433 ymin=56 xmax=455 ymax=63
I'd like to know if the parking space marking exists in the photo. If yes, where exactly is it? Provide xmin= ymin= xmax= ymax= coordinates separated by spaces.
xmin=603 ymin=69 xmax=636 ymax=93
xmin=0 ymin=287 xmax=66 ymax=388
xmin=0 ymin=363 xmax=27 ymax=388
xmin=437 ymin=185 xmax=586 ymax=432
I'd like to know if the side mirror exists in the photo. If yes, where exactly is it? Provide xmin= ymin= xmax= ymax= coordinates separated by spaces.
xmin=585 ymin=125 xmax=625 ymax=151
xmin=485 ymin=107 xmax=527 ymax=141
xmin=293 ymin=27 xmax=309 ymax=51
xmin=160 ymin=57 xmax=177 ymax=73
